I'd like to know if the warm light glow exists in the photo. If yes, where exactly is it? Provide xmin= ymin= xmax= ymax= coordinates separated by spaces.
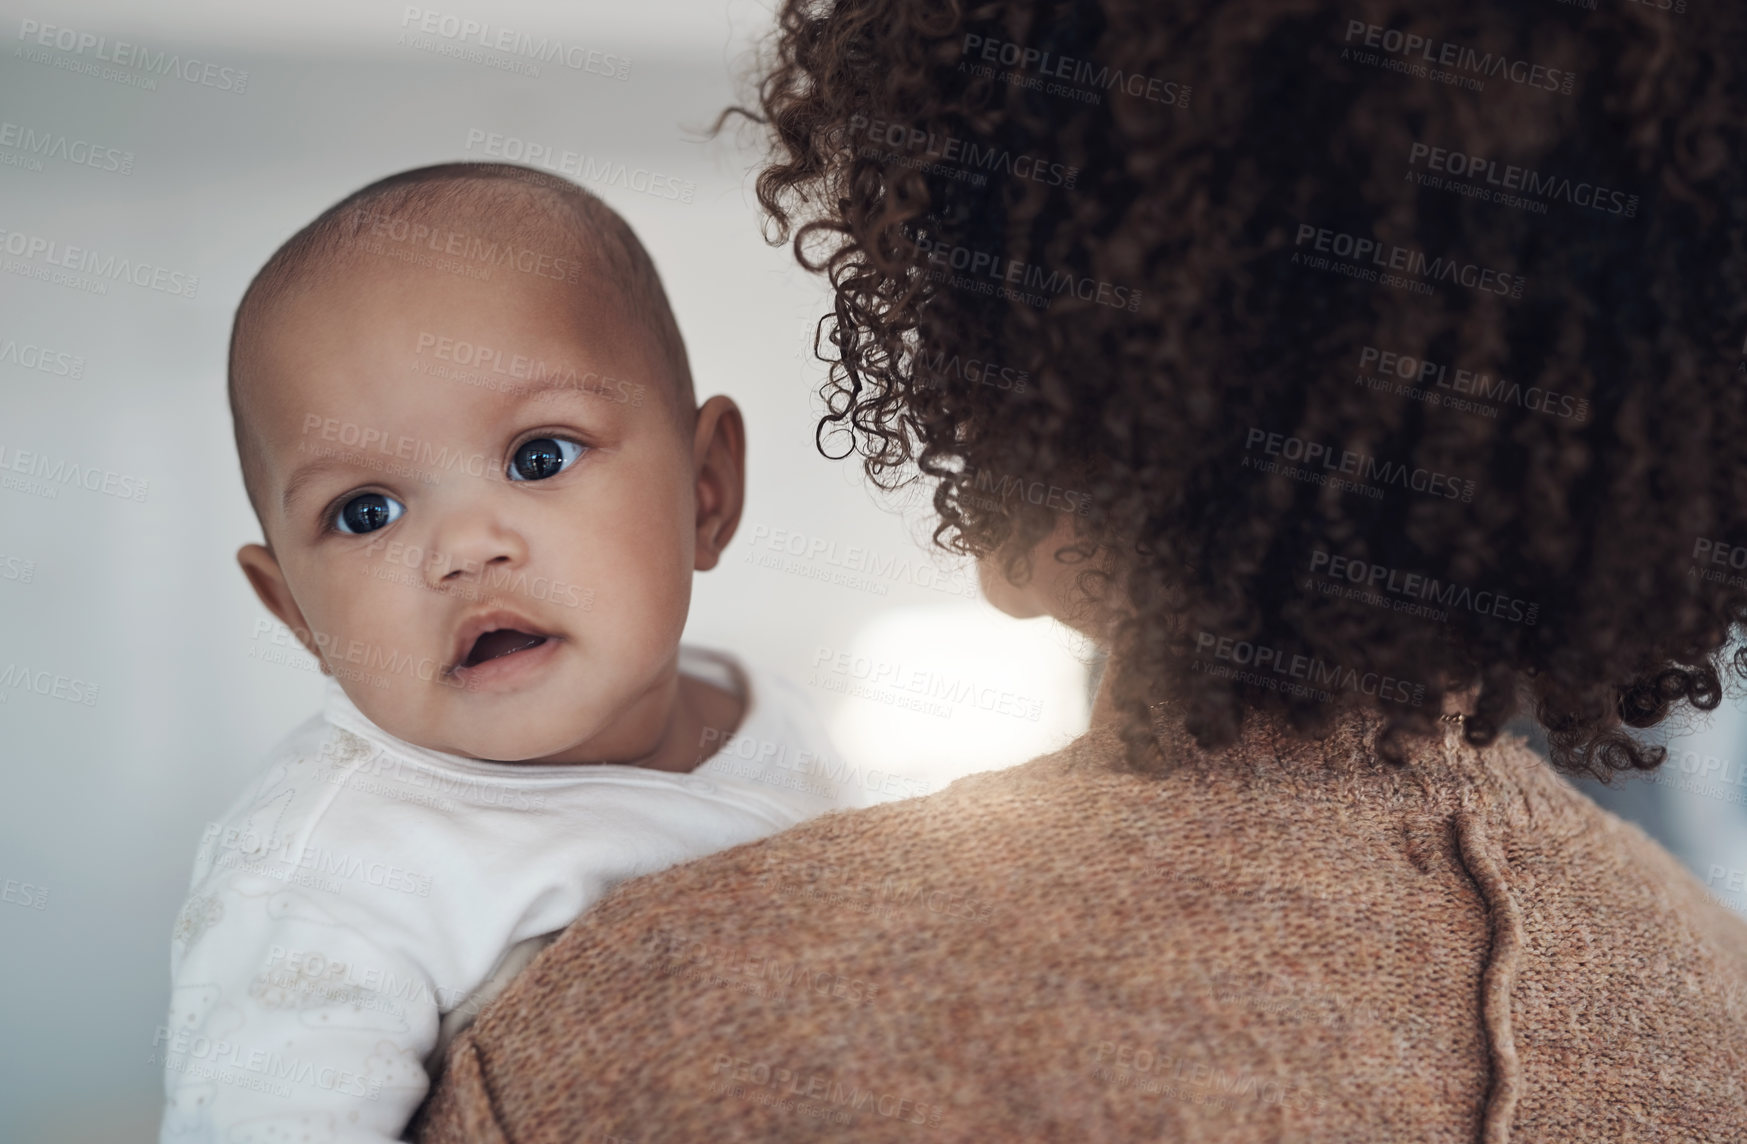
xmin=820 ymin=601 xmax=1096 ymax=797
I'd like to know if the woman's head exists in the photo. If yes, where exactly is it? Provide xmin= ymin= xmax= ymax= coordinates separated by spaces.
xmin=743 ymin=0 xmax=1747 ymax=776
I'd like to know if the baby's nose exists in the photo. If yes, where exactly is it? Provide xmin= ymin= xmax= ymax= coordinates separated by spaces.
xmin=423 ymin=511 xmax=529 ymax=588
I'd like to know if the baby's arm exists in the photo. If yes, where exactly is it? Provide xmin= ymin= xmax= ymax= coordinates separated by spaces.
xmin=157 ymin=865 xmax=441 ymax=1143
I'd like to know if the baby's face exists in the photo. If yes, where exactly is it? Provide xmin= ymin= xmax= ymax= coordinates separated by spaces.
xmin=238 ymin=254 xmax=727 ymax=762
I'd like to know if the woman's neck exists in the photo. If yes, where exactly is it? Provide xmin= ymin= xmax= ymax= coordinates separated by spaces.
xmin=1088 ymin=645 xmax=1126 ymax=729
xmin=1085 ymin=642 xmax=1485 ymax=734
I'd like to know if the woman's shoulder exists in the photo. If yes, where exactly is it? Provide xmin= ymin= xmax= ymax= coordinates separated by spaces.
xmin=413 ymin=717 xmax=1747 ymax=1144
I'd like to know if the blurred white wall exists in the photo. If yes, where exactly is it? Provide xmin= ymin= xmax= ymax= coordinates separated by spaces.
xmin=0 ymin=3 xmax=1091 ymax=1138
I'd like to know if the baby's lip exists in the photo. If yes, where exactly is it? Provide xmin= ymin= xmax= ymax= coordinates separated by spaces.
xmin=444 ymin=607 xmax=558 ymax=677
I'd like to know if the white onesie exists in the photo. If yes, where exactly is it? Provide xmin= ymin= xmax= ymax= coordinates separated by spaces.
xmin=156 ymin=645 xmax=866 ymax=1143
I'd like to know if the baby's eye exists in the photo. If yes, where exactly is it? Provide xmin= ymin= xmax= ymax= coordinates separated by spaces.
xmin=332 ymin=492 xmax=405 ymax=534
xmin=508 ymin=437 xmax=587 ymax=482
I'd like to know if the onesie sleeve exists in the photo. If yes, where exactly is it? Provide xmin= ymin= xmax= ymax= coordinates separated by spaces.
xmin=156 ymin=834 xmax=444 ymax=1143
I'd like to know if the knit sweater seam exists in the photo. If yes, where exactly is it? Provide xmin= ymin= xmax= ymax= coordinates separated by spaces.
xmin=1450 ymin=806 xmax=1525 ymax=1144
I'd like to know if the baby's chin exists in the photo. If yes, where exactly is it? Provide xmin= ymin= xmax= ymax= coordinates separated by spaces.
xmin=470 ymin=724 xmax=632 ymax=765
xmin=433 ymin=717 xmax=598 ymax=766
xmin=342 ymin=686 xmax=588 ymax=764
xmin=438 ymin=727 xmax=575 ymax=765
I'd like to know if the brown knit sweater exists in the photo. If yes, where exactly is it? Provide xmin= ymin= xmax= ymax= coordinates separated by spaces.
xmin=412 ymin=704 xmax=1747 ymax=1143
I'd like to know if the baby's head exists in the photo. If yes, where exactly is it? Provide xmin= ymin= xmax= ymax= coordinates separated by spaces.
xmin=230 ymin=162 xmax=745 ymax=763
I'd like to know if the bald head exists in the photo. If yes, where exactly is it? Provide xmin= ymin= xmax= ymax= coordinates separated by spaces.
xmin=229 ymin=162 xmax=695 ymax=539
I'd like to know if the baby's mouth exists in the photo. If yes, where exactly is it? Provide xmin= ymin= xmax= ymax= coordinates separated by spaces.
xmin=445 ymin=608 xmax=559 ymax=679
xmin=462 ymin=629 xmax=549 ymax=668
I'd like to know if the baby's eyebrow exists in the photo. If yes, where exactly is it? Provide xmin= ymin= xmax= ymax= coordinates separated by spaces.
xmin=280 ymin=454 xmax=366 ymax=516
xmin=511 ymin=371 xmax=632 ymax=405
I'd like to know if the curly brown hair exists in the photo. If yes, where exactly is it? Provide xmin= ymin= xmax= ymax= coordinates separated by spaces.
xmin=735 ymin=0 xmax=1747 ymax=777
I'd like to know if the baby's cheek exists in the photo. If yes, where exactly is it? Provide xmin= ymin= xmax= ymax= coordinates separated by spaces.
xmin=591 ymin=537 xmax=693 ymax=644
xmin=321 ymin=577 xmax=432 ymax=709
xmin=585 ymin=492 xmax=693 ymax=595
xmin=553 ymin=458 xmax=695 ymax=644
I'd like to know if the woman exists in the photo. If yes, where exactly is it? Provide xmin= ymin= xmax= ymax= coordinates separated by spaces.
xmin=415 ymin=0 xmax=1747 ymax=1139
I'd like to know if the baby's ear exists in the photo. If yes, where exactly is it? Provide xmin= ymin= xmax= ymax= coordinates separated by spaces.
xmin=236 ymin=544 xmax=319 ymax=661
xmin=691 ymin=395 xmax=746 ymax=571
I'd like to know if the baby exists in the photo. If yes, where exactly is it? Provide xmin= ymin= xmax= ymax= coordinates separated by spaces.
xmin=157 ymin=162 xmax=868 ymax=1142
